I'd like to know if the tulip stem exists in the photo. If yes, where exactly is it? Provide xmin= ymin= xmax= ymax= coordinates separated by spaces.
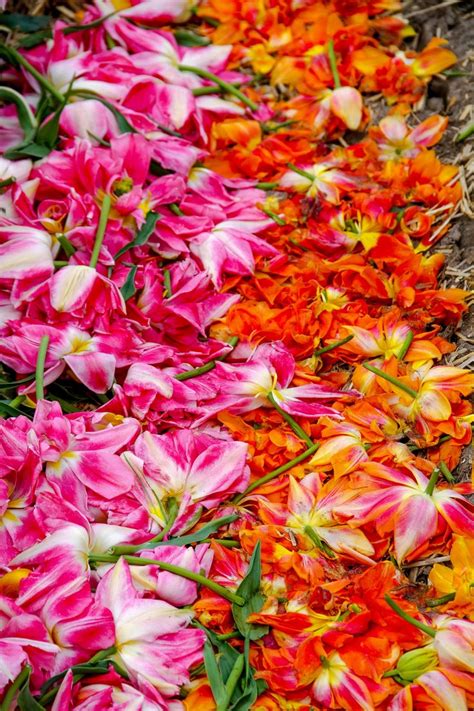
xmin=217 ymin=654 xmax=245 ymax=711
xmin=233 ymin=441 xmax=320 ymax=502
xmin=424 ymin=467 xmax=441 ymax=496
xmin=397 ymin=331 xmax=414 ymax=359
xmin=384 ymin=594 xmax=435 ymax=638
xmin=439 ymin=461 xmax=454 ymax=483
xmin=287 ymin=163 xmax=315 ymax=182
xmin=426 ymin=592 xmax=456 ymax=607
xmin=0 ymin=664 xmax=30 ymax=711
xmin=3 ymin=46 xmax=65 ymax=104
xmin=178 ymin=65 xmax=258 ymax=111
xmin=267 ymin=392 xmax=314 ymax=447
xmin=362 ymin=363 xmax=418 ymax=398
xmin=314 ymin=334 xmax=354 ymax=357
xmin=112 ymin=514 xmax=238 ymax=554
xmin=89 ymin=554 xmax=245 ymax=606
xmin=255 ymin=181 xmax=279 ymax=190
xmin=163 ymin=269 xmax=172 ymax=298
xmin=260 ymin=206 xmax=286 ymax=225
xmin=327 ymin=39 xmax=341 ymax=89
xmin=175 ymin=336 xmax=239 ymax=381
xmin=89 ymin=194 xmax=112 ymax=269
xmin=35 ymin=335 xmax=50 ymax=401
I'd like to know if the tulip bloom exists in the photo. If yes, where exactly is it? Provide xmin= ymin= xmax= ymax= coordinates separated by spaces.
xmin=95 ymin=558 xmax=204 ymax=695
xmin=280 ymin=161 xmax=359 ymax=204
xmin=124 ymin=428 xmax=249 ymax=534
xmin=336 ymin=463 xmax=474 ymax=562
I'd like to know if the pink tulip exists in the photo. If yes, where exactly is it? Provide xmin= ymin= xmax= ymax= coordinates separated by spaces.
xmin=189 ymin=217 xmax=278 ymax=288
xmin=133 ymin=544 xmax=213 ymax=605
xmin=125 ymin=428 xmax=249 ymax=533
xmin=32 ymin=400 xmax=139 ymax=508
xmin=95 ymin=557 xmax=205 ymax=695
xmin=0 ymin=416 xmax=42 ymax=563
xmin=0 ymin=322 xmax=118 ymax=393
xmin=202 ymin=341 xmax=352 ymax=419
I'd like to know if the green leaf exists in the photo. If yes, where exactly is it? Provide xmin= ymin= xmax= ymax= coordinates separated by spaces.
xmin=228 ymin=636 xmax=266 ymax=711
xmin=204 ymin=641 xmax=227 ymax=707
xmin=0 ymin=12 xmax=50 ymax=32
xmin=114 ymin=211 xmax=160 ymax=260
xmin=0 ymin=374 xmax=35 ymax=389
xmin=17 ymin=668 xmax=45 ymax=711
xmin=154 ymin=514 xmax=239 ymax=548
xmin=19 ymin=29 xmax=53 ymax=49
xmin=4 ymin=142 xmax=51 ymax=160
xmin=35 ymin=109 xmax=61 ymax=149
xmin=0 ymin=87 xmax=37 ymax=145
xmin=174 ymin=29 xmax=210 ymax=47
xmin=0 ymin=400 xmax=31 ymax=418
xmin=120 ymin=265 xmax=138 ymax=300
xmin=232 ymin=542 xmax=269 ymax=641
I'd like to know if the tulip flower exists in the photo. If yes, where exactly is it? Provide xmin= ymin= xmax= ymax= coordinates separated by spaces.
xmin=337 ymin=462 xmax=474 ymax=562
xmin=280 ymin=161 xmax=359 ymax=205
xmin=95 ymin=557 xmax=205 ymax=695
xmin=124 ymin=428 xmax=249 ymax=534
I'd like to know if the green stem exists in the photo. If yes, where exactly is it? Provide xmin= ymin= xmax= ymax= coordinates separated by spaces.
xmin=233 ymin=441 xmax=319 ymax=502
xmin=424 ymin=467 xmax=441 ymax=496
xmin=255 ymin=181 xmax=279 ymax=190
xmin=327 ymin=39 xmax=341 ymax=89
xmin=260 ymin=206 xmax=286 ymax=225
xmin=163 ymin=269 xmax=172 ymax=298
xmin=35 ymin=335 xmax=49 ymax=401
xmin=202 ymin=538 xmax=239 ymax=547
xmin=287 ymin=162 xmax=315 ymax=182
xmin=89 ymin=554 xmax=245 ymax=606
xmin=455 ymin=122 xmax=474 ymax=143
xmin=362 ymin=362 xmax=418 ymax=399
xmin=169 ymin=202 xmax=184 ymax=216
xmin=0 ymin=177 xmax=16 ymax=190
xmin=192 ymin=83 xmax=241 ymax=96
xmin=175 ymin=337 xmax=239 ymax=381
xmin=89 ymin=194 xmax=111 ymax=268
xmin=304 ymin=525 xmax=336 ymax=558
xmin=178 ymin=65 xmax=257 ymax=111
xmin=263 ymin=119 xmax=298 ymax=133
xmin=4 ymin=46 xmax=65 ymax=104
xmin=0 ymin=665 xmax=30 ymax=711
xmin=217 ymin=654 xmax=245 ymax=711
xmin=53 ymin=260 xmax=69 ymax=267
xmin=384 ymin=594 xmax=436 ymax=638
xmin=439 ymin=461 xmax=454 ymax=484
xmin=425 ymin=592 xmax=456 ymax=607
xmin=267 ymin=391 xmax=313 ymax=447
xmin=397 ymin=331 xmax=414 ymax=360
xmin=314 ymin=334 xmax=354 ymax=357
xmin=217 ymin=631 xmax=241 ymax=641
xmin=175 ymin=361 xmax=217 ymax=381
xmin=57 ymin=234 xmax=76 ymax=257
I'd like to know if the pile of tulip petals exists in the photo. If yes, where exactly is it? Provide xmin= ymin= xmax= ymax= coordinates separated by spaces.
xmin=0 ymin=0 xmax=473 ymax=709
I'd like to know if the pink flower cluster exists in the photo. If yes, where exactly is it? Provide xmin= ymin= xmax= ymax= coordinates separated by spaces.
xmin=0 ymin=0 xmax=352 ymax=706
